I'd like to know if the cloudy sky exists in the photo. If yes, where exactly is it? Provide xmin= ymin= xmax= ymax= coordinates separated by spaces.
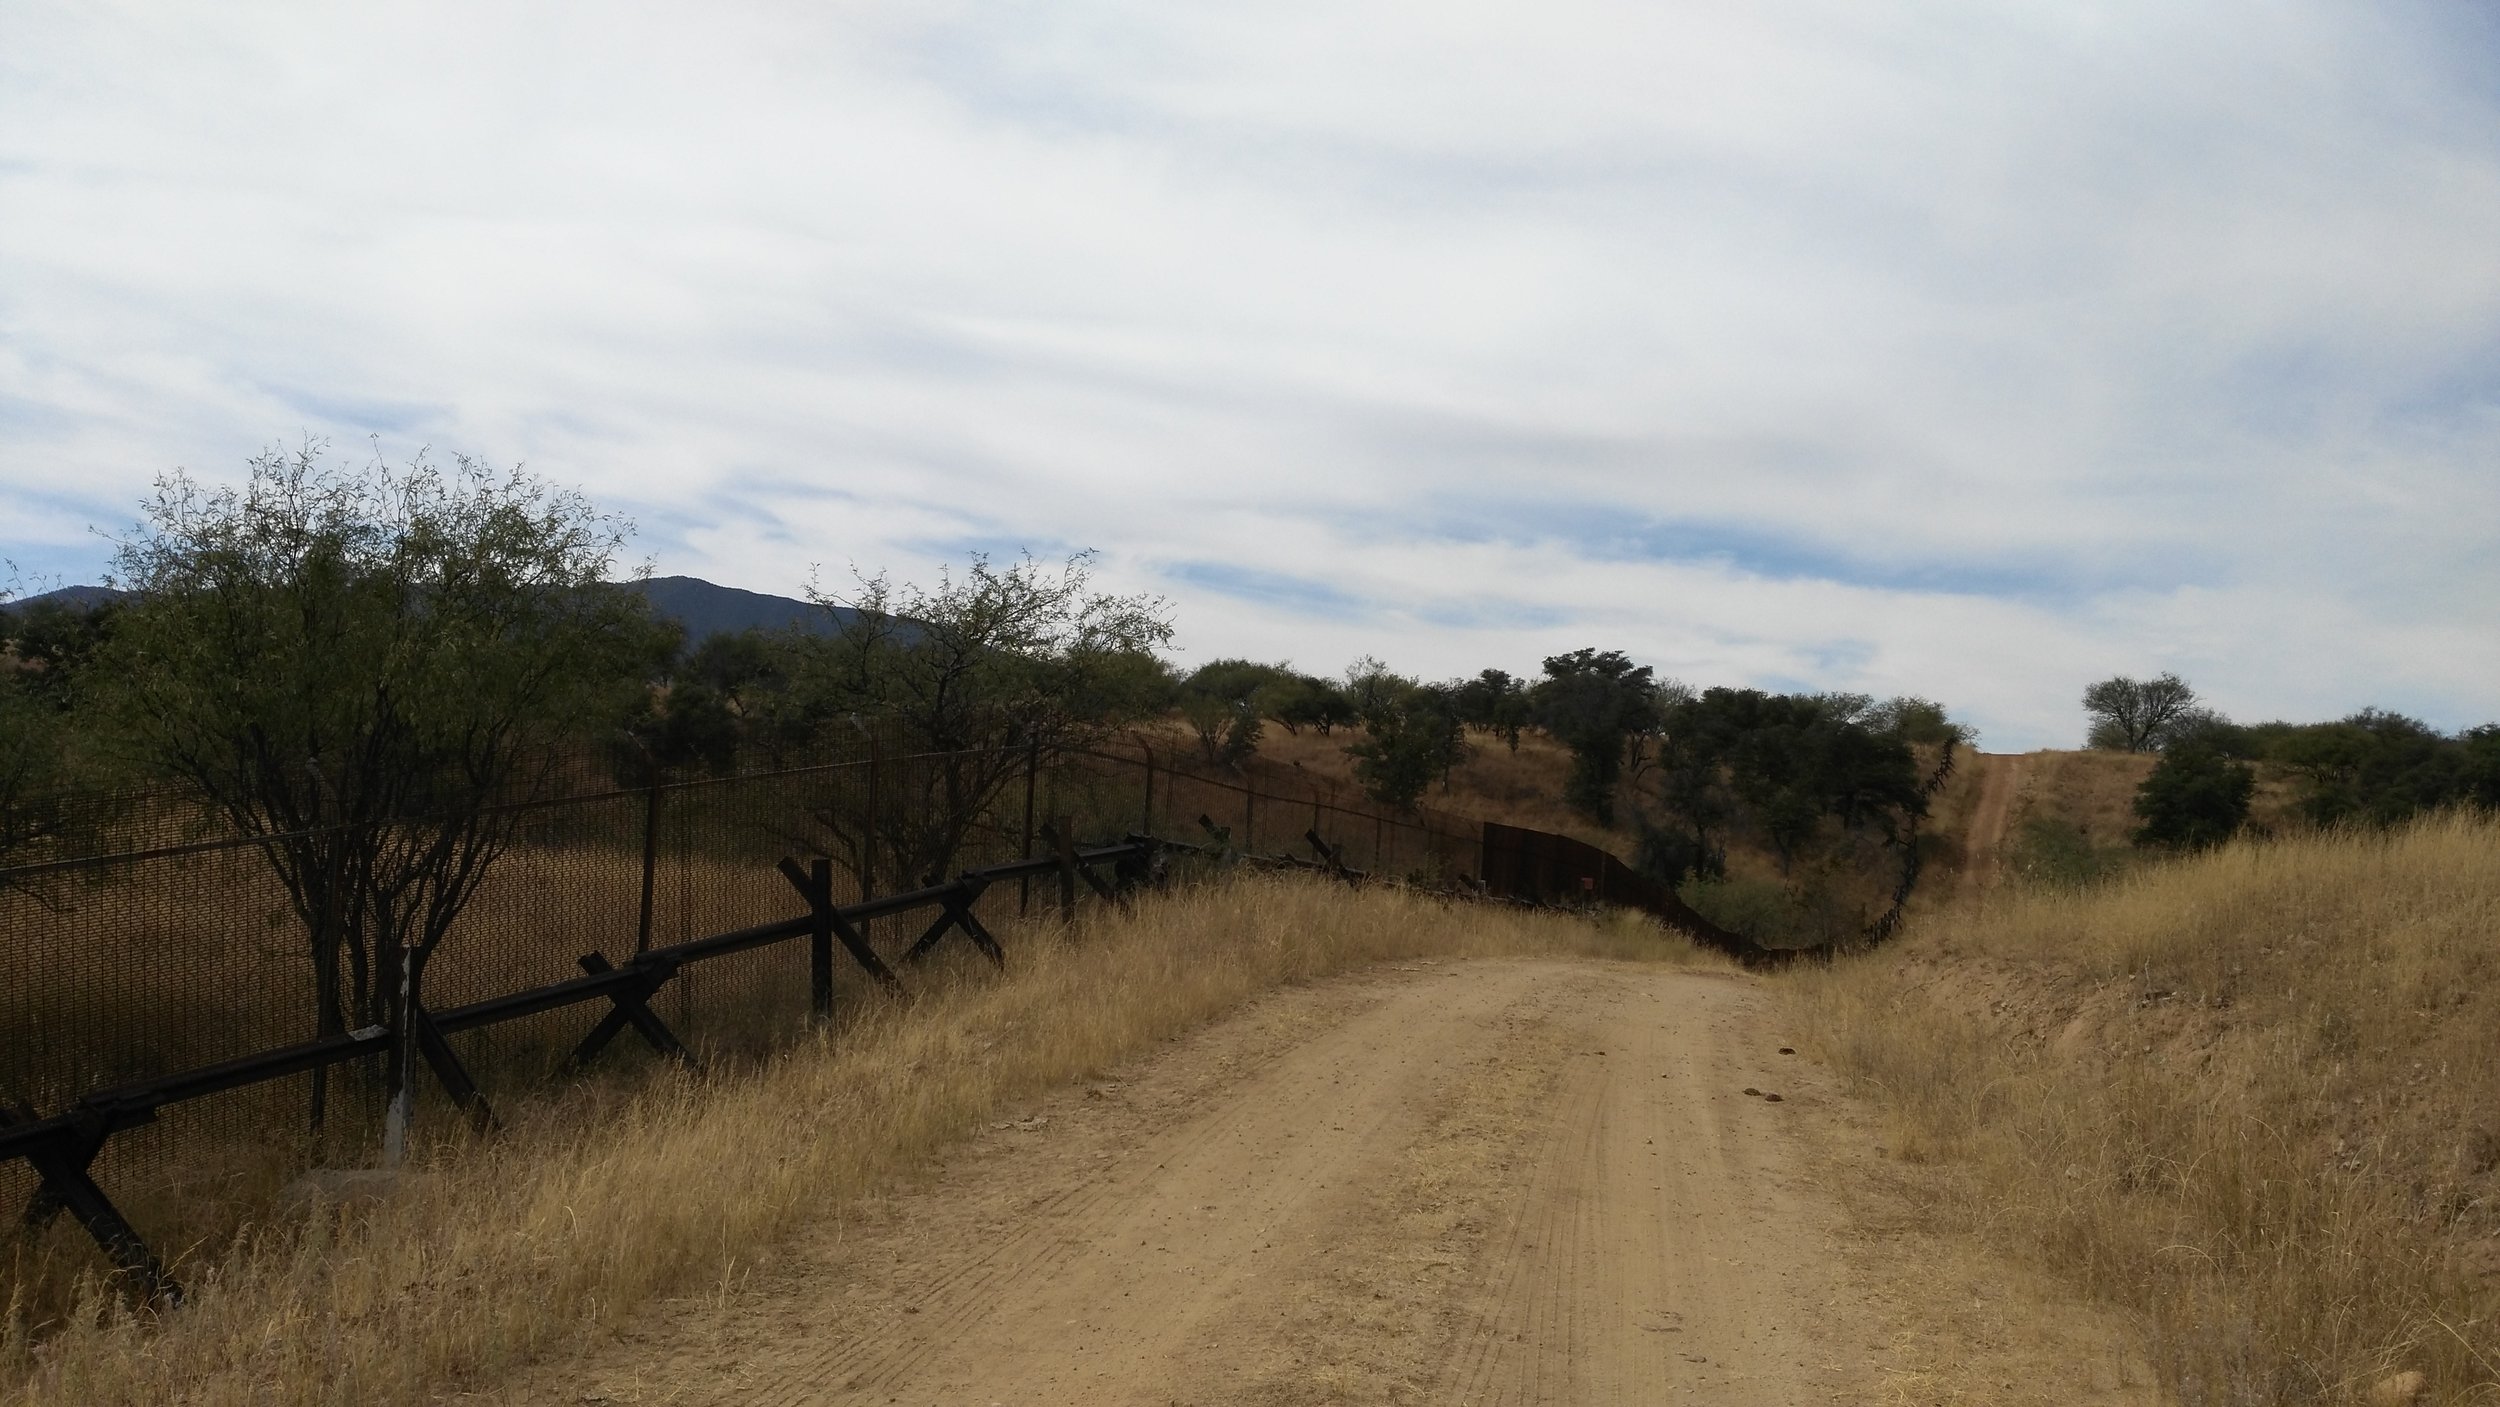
xmin=4 ymin=2 xmax=2497 ymax=748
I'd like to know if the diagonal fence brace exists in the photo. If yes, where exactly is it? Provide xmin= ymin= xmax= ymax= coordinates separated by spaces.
xmin=15 ymin=1105 xmax=110 ymax=1232
xmin=901 ymin=877 xmax=1006 ymax=968
xmin=1196 ymin=814 xmax=1234 ymax=857
xmin=1304 ymin=829 xmax=1363 ymax=886
xmin=1039 ymin=822 xmax=1127 ymax=914
xmin=2 ymin=1103 xmax=179 ymax=1306
xmin=410 ymin=1004 xmax=499 ymax=1136
xmin=777 ymin=858 xmax=903 ymax=992
xmin=1075 ymin=851 xmax=1126 ymax=911
xmin=564 ymin=953 xmax=698 ymax=1072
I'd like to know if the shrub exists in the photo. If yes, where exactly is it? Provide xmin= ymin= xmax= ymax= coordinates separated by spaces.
xmin=2131 ymin=744 xmax=2254 ymax=850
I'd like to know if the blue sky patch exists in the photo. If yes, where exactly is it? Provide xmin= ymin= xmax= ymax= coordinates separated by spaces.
xmin=1384 ymin=498 xmax=2169 ymax=602
xmin=1162 ymin=561 xmax=1370 ymax=619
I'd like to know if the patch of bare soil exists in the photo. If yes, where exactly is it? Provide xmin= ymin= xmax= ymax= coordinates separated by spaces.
xmin=1957 ymin=752 xmax=2029 ymax=898
xmin=465 ymin=960 xmax=2153 ymax=1405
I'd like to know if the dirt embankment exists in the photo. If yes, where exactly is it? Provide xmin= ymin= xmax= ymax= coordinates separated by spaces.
xmin=1955 ymin=751 xmax=2029 ymax=896
xmin=482 ymin=960 xmax=2152 ymax=1406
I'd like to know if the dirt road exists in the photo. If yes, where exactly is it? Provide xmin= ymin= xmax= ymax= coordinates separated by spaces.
xmin=1958 ymin=751 xmax=2028 ymax=897
xmin=495 ymin=960 xmax=2148 ymax=1406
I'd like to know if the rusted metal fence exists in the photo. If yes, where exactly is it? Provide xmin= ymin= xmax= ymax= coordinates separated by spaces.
xmin=1478 ymin=821 xmax=1760 ymax=963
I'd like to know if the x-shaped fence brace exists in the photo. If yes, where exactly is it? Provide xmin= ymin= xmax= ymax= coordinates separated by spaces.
xmin=1191 ymin=814 xmax=1377 ymax=885
xmin=1041 ymin=820 xmax=1130 ymax=916
xmin=1 ymin=835 xmax=1162 ymax=1304
xmin=899 ymin=875 xmax=1008 ymax=963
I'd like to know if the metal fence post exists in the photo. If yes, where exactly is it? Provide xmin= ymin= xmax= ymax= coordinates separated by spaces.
xmin=635 ymin=776 xmax=663 ymax=956
xmin=308 ymin=824 xmax=347 ymax=1135
xmin=382 ymin=938 xmax=422 ymax=1168
xmin=1019 ymin=741 xmax=1040 ymax=917
xmin=809 ymin=857 xmax=834 ymax=1022
xmin=1054 ymin=815 xmax=1077 ymax=923
xmin=857 ymin=734 xmax=883 ymax=962
xmin=863 ymin=736 xmax=882 ymax=899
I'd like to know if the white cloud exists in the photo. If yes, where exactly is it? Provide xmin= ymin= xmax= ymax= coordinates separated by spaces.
xmin=3 ymin=0 xmax=2497 ymax=746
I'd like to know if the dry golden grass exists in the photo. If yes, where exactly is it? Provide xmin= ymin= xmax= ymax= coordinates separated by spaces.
xmin=2006 ymin=748 xmax=2160 ymax=847
xmin=1983 ymin=747 xmax=2309 ymax=852
xmin=1 ymin=873 xmax=1698 ymax=1406
xmin=1258 ymin=725 xmax=1622 ymax=848
xmin=1789 ymin=812 xmax=2500 ymax=1405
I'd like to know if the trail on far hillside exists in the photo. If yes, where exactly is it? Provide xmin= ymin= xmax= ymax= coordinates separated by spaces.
xmin=1959 ymin=752 xmax=2028 ymax=897
xmin=482 ymin=960 xmax=2151 ymax=1406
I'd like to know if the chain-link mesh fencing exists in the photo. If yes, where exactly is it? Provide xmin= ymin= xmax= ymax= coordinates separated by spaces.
xmin=1 ymin=740 xmax=1493 ymax=1274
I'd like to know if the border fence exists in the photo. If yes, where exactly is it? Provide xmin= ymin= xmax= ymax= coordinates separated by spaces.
xmin=1 ymin=737 xmax=1659 ymax=1303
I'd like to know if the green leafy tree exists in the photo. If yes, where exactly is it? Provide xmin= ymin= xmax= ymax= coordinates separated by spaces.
xmin=1266 ymin=673 xmax=1355 ymax=736
xmin=1 ymin=593 xmax=138 ymax=880
xmin=2082 ymin=673 xmax=2200 ymax=752
xmin=2270 ymin=709 xmax=2469 ymax=827
xmin=1865 ymin=695 xmax=1973 ymax=747
xmin=618 ymin=682 xmax=742 ymax=782
xmin=683 ymin=628 xmax=786 ymax=712
xmin=2463 ymin=725 xmax=2500 ymax=812
xmin=1 ymin=596 xmax=71 ymax=875
xmin=784 ymin=551 xmax=1171 ymax=887
xmin=1644 ymin=732 xmax=1733 ymax=886
xmin=2160 ymin=707 xmax=2252 ymax=757
xmin=92 ymin=443 xmax=662 ymax=1067
xmin=2131 ymin=744 xmax=2255 ymax=849
xmin=4 ymin=595 xmax=121 ymax=709
xmin=1647 ymin=687 xmax=1925 ymax=878
xmin=1453 ymin=668 xmax=1534 ymax=751
xmin=659 ymin=626 xmax=812 ymax=766
xmin=1633 ymin=815 xmax=1721 ymax=889
xmin=0 ymin=683 xmax=63 ymax=864
xmin=1179 ymin=658 xmax=1289 ymax=768
xmin=1340 ymin=656 xmax=1406 ymax=720
xmin=1532 ymin=648 xmax=1659 ymax=826
xmin=1346 ymin=676 xmax=1468 ymax=810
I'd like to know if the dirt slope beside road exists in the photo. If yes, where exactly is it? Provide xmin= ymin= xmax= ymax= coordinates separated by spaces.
xmin=1957 ymin=751 xmax=2028 ymax=897
xmin=487 ymin=960 xmax=2148 ymax=1406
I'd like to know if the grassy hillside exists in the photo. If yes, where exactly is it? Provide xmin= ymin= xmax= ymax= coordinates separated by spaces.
xmin=1790 ymin=813 xmax=2500 ymax=1404
xmin=1916 ymin=748 xmax=2310 ymax=897
xmin=1226 ymin=723 xmax=1623 ymax=850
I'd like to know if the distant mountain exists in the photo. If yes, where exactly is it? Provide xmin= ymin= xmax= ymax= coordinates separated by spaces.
xmin=4 ymin=577 xmax=845 ymax=647
xmin=1 ymin=584 xmax=130 ymax=614
xmin=622 ymin=575 xmax=853 ymax=644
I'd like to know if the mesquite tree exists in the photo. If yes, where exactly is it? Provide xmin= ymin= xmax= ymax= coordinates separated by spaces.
xmin=1344 ymin=669 xmax=1469 ymax=811
xmin=1179 ymin=659 xmax=1292 ymax=768
xmin=1532 ymin=648 xmax=1660 ymax=826
xmin=1647 ymin=687 xmax=1928 ymax=880
xmin=0 ymin=596 xmax=71 ymax=880
xmin=96 ymin=444 xmax=661 ymax=1087
xmin=784 ymin=551 xmax=1172 ymax=890
xmin=2082 ymin=673 xmax=2199 ymax=752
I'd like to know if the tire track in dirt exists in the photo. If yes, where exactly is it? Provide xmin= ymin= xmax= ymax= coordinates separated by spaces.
xmin=1432 ymin=976 xmax=1844 ymax=1402
xmin=482 ymin=957 xmax=2149 ymax=1407
xmin=764 ymin=965 xmax=1544 ymax=1405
